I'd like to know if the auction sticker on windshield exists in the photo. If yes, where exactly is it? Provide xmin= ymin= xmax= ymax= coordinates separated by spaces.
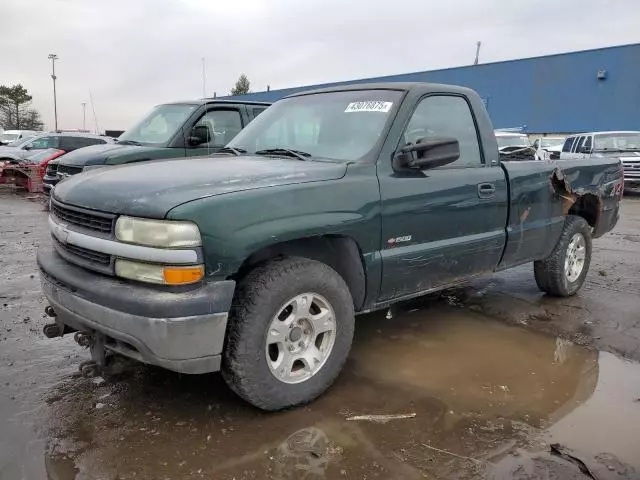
xmin=345 ymin=101 xmax=393 ymax=113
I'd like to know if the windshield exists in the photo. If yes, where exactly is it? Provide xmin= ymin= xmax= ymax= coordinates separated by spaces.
xmin=1 ymin=133 xmax=19 ymax=143
xmin=228 ymin=90 xmax=403 ymax=162
xmin=496 ymin=136 xmax=530 ymax=148
xmin=594 ymin=133 xmax=640 ymax=151
xmin=118 ymin=104 xmax=198 ymax=145
xmin=540 ymin=138 xmax=564 ymax=148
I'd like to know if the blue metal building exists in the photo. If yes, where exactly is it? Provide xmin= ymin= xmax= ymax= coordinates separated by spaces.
xmin=225 ymin=43 xmax=640 ymax=134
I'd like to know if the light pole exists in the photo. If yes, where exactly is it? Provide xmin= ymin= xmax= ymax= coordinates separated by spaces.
xmin=81 ymin=102 xmax=86 ymax=130
xmin=48 ymin=54 xmax=59 ymax=131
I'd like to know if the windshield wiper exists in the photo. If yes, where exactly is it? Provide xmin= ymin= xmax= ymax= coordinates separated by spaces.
xmin=217 ymin=146 xmax=247 ymax=156
xmin=117 ymin=139 xmax=143 ymax=146
xmin=255 ymin=148 xmax=312 ymax=161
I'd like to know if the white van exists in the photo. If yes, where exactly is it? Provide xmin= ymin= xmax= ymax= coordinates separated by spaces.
xmin=0 ymin=130 xmax=39 ymax=145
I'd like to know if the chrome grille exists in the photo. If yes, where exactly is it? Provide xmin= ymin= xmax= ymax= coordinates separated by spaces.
xmin=55 ymin=239 xmax=111 ymax=265
xmin=52 ymin=238 xmax=113 ymax=275
xmin=51 ymin=200 xmax=114 ymax=234
xmin=622 ymin=159 xmax=640 ymax=178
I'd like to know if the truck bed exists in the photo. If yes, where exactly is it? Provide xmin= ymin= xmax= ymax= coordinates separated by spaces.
xmin=498 ymin=158 xmax=623 ymax=270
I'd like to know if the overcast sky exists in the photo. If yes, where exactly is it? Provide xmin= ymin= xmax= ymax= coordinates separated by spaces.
xmin=2 ymin=0 xmax=639 ymax=132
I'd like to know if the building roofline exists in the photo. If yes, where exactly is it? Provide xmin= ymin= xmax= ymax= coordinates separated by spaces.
xmin=238 ymin=42 xmax=640 ymax=98
xmin=393 ymin=42 xmax=640 ymax=75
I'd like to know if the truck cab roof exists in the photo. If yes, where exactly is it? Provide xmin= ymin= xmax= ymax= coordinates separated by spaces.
xmin=286 ymin=82 xmax=478 ymax=98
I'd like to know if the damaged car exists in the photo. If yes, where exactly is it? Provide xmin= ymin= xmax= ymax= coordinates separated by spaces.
xmin=38 ymin=82 xmax=623 ymax=411
xmin=495 ymin=131 xmax=537 ymax=161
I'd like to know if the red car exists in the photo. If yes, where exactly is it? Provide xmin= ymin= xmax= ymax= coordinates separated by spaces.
xmin=0 ymin=148 xmax=66 ymax=192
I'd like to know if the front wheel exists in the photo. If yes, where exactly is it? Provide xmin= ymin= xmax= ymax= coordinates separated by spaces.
xmin=222 ymin=257 xmax=355 ymax=411
xmin=534 ymin=215 xmax=592 ymax=297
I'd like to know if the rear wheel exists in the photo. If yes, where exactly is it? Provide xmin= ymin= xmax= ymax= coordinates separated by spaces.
xmin=534 ymin=215 xmax=592 ymax=297
xmin=222 ymin=257 xmax=355 ymax=411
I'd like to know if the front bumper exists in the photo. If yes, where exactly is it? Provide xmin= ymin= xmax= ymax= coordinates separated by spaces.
xmin=38 ymin=247 xmax=235 ymax=374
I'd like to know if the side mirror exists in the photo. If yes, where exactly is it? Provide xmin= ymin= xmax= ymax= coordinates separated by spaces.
xmin=23 ymin=145 xmax=33 ymax=151
xmin=188 ymin=125 xmax=211 ymax=146
xmin=394 ymin=136 xmax=460 ymax=170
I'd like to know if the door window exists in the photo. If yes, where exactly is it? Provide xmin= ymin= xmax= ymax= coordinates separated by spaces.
xmin=562 ymin=137 xmax=575 ymax=152
xmin=252 ymin=106 xmax=268 ymax=118
xmin=402 ymin=95 xmax=482 ymax=167
xmin=582 ymin=135 xmax=592 ymax=153
xmin=191 ymin=109 xmax=243 ymax=148
xmin=573 ymin=136 xmax=586 ymax=153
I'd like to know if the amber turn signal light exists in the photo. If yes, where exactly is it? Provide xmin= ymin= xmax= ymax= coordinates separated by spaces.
xmin=163 ymin=265 xmax=205 ymax=285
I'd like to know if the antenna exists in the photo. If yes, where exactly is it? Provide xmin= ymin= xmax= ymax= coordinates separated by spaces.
xmin=201 ymin=57 xmax=206 ymax=98
xmin=201 ymin=57 xmax=210 ymax=155
xmin=474 ymin=41 xmax=482 ymax=65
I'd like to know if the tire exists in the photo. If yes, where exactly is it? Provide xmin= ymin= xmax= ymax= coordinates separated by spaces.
xmin=222 ymin=257 xmax=355 ymax=411
xmin=534 ymin=215 xmax=592 ymax=297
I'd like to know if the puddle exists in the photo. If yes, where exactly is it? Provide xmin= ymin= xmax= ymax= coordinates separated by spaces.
xmin=34 ymin=303 xmax=640 ymax=480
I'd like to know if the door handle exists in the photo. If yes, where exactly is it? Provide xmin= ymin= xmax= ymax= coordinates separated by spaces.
xmin=477 ymin=183 xmax=496 ymax=198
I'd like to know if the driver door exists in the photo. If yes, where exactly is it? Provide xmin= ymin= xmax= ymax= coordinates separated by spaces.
xmin=185 ymin=108 xmax=244 ymax=156
xmin=378 ymin=94 xmax=508 ymax=301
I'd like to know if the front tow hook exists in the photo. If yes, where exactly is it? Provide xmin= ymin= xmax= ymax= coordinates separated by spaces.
xmin=43 ymin=305 xmax=63 ymax=337
xmin=42 ymin=306 xmax=76 ymax=338
xmin=43 ymin=322 xmax=65 ymax=338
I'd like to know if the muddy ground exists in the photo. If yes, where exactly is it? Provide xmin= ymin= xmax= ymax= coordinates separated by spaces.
xmin=1 ymin=186 xmax=639 ymax=480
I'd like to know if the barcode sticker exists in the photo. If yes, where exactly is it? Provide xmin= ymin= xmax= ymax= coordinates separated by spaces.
xmin=344 ymin=101 xmax=393 ymax=113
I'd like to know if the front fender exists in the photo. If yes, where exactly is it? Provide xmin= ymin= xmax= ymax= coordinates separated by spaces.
xmin=166 ymin=167 xmax=381 ymax=279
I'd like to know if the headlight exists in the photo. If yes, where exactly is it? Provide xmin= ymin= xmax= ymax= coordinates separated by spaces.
xmin=115 ymin=216 xmax=201 ymax=248
xmin=115 ymin=259 xmax=204 ymax=285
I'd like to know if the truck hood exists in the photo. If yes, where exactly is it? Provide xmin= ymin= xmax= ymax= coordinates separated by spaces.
xmin=57 ymin=143 xmax=171 ymax=167
xmin=53 ymin=155 xmax=348 ymax=218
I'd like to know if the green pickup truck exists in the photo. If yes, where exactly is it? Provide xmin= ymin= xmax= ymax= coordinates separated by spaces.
xmin=38 ymin=82 xmax=623 ymax=411
xmin=49 ymin=99 xmax=270 ymax=181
